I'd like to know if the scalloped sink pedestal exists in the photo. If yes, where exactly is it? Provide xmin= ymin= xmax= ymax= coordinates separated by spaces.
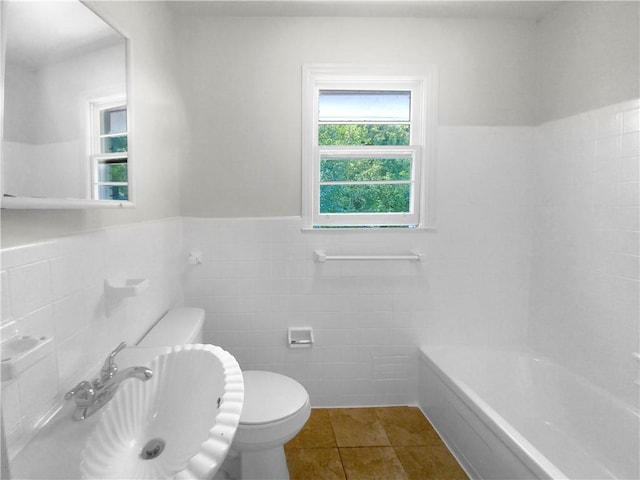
xmin=81 ymin=344 xmax=244 ymax=480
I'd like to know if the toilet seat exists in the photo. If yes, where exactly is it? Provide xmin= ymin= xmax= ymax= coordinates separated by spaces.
xmin=240 ymin=371 xmax=309 ymax=425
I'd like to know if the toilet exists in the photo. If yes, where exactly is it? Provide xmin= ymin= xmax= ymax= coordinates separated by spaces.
xmin=138 ymin=307 xmax=311 ymax=480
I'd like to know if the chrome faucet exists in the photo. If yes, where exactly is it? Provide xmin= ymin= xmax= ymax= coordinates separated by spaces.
xmin=64 ymin=342 xmax=152 ymax=421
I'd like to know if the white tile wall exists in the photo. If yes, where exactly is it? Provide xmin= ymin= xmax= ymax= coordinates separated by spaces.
xmin=181 ymin=126 xmax=534 ymax=407
xmin=0 ymin=218 xmax=184 ymax=456
xmin=529 ymin=99 xmax=640 ymax=406
xmin=181 ymin=217 xmax=425 ymax=406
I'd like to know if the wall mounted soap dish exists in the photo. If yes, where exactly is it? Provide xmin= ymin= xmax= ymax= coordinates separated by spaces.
xmin=1 ymin=335 xmax=53 ymax=381
xmin=105 ymin=278 xmax=149 ymax=298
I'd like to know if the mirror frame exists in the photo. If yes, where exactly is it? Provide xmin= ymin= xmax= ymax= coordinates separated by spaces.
xmin=0 ymin=0 xmax=134 ymax=210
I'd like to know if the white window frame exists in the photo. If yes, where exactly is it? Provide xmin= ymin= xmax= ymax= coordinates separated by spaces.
xmin=89 ymin=95 xmax=128 ymax=201
xmin=302 ymin=64 xmax=438 ymax=229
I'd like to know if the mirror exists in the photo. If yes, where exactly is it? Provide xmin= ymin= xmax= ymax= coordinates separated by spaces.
xmin=1 ymin=0 xmax=131 ymax=209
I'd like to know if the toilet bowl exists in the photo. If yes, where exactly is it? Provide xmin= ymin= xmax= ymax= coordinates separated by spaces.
xmin=138 ymin=307 xmax=311 ymax=480
xmin=232 ymin=370 xmax=311 ymax=480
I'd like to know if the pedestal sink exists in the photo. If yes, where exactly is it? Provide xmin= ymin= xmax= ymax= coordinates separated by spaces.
xmin=8 ymin=344 xmax=243 ymax=480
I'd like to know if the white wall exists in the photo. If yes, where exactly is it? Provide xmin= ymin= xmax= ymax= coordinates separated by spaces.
xmin=2 ymin=62 xmax=37 ymax=144
xmin=529 ymin=1 xmax=640 ymax=407
xmin=176 ymin=15 xmax=536 ymax=218
xmin=0 ymin=218 xmax=183 ymax=458
xmin=3 ymin=45 xmax=126 ymax=145
xmin=535 ymin=1 xmax=640 ymax=122
xmin=529 ymin=99 xmax=639 ymax=408
xmin=3 ymin=140 xmax=86 ymax=198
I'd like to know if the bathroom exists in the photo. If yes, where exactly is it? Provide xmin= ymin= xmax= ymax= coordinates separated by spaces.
xmin=1 ymin=0 xmax=638 ymax=479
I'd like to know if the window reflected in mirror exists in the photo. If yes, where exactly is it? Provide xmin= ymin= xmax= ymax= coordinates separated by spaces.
xmin=91 ymin=98 xmax=128 ymax=201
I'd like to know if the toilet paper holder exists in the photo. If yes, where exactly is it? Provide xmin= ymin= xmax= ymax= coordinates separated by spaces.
xmin=288 ymin=327 xmax=314 ymax=348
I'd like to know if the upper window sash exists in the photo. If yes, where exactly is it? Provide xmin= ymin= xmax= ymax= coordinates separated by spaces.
xmin=310 ymin=79 xmax=426 ymax=148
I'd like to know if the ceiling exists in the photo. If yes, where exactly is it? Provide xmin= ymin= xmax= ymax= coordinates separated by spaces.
xmin=167 ymin=0 xmax=563 ymax=19
xmin=5 ymin=0 xmax=563 ymax=69
xmin=5 ymin=0 xmax=123 ymax=69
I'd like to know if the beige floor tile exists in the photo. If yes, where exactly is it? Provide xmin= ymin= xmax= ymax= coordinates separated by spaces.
xmin=339 ymin=447 xmax=408 ymax=480
xmin=376 ymin=406 xmax=443 ymax=446
xmin=395 ymin=445 xmax=469 ymax=480
xmin=328 ymin=408 xmax=390 ymax=447
xmin=284 ymin=408 xmax=468 ymax=480
xmin=287 ymin=409 xmax=336 ymax=449
xmin=286 ymin=447 xmax=347 ymax=480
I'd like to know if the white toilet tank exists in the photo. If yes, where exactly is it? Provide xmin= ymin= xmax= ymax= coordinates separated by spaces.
xmin=137 ymin=307 xmax=204 ymax=346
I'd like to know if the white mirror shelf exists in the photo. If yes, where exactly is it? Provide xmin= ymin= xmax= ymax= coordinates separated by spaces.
xmin=1 ymin=197 xmax=134 ymax=209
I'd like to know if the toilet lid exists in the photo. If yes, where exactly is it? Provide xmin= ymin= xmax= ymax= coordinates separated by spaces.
xmin=240 ymin=371 xmax=309 ymax=425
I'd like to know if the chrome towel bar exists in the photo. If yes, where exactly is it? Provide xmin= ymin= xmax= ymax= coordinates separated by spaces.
xmin=314 ymin=250 xmax=424 ymax=263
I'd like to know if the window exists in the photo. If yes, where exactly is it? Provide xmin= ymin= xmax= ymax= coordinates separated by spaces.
xmin=302 ymin=65 xmax=437 ymax=228
xmin=90 ymin=97 xmax=128 ymax=201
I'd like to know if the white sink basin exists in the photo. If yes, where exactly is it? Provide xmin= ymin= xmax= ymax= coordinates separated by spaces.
xmin=80 ymin=344 xmax=243 ymax=479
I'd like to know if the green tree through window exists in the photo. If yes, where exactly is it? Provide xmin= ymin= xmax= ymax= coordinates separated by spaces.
xmin=319 ymin=124 xmax=409 ymax=146
xmin=318 ymin=122 xmax=412 ymax=214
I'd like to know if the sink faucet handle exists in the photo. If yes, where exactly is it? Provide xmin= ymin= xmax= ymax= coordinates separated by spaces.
xmin=64 ymin=381 xmax=95 ymax=405
xmin=101 ymin=341 xmax=127 ymax=379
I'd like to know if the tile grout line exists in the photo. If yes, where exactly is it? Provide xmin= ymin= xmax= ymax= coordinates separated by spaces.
xmin=327 ymin=410 xmax=349 ymax=480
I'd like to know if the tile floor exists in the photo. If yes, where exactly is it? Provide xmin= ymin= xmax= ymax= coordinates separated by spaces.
xmin=284 ymin=406 xmax=469 ymax=480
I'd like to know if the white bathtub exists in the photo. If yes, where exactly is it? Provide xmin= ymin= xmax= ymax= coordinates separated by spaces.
xmin=418 ymin=346 xmax=639 ymax=480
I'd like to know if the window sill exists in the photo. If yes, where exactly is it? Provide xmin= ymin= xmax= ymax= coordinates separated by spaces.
xmin=301 ymin=225 xmax=436 ymax=233
xmin=1 ymin=196 xmax=134 ymax=209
